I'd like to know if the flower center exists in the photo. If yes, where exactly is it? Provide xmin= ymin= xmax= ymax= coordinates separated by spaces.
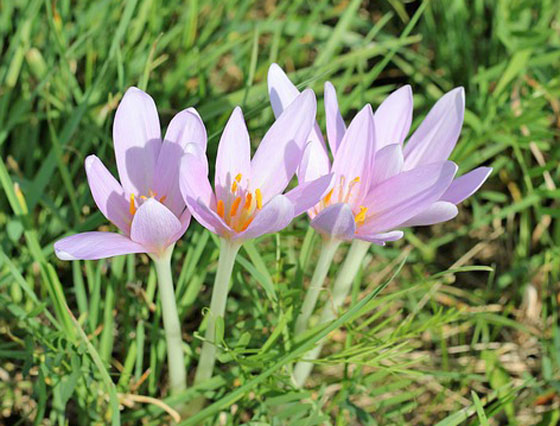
xmin=129 ymin=189 xmax=167 ymax=216
xmin=215 ymin=173 xmax=262 ymax=233
xmin=312 ymin=175 xmax=368 ymax=225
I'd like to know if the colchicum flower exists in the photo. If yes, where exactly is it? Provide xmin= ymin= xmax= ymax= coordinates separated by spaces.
xmin=180 ymin=89 xmax=331 ymax=243
xmin=268 ymin=63 xmax=492 ymax=243
xmin=180 ymin=89 xmax=332 ymax=395
xmin=268 ymin=63 xmax=492 ymax=387
xmin=53 ymin=87 xmax=206 ymax=397
xmin=54 ymin=87 xmax=204 ymax=260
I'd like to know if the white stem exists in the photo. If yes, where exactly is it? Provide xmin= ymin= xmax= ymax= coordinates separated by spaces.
xmin=152 ymin=246 xmax=187 ymax=395
xmin=293 ymin=239 xmax=371 ymax=387
xmin=294 ymin=238 xmax=341 ymax=336
xmin=193 ymin=238 xmax=240 ymax=385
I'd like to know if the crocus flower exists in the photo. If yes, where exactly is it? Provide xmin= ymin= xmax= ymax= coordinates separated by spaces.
xmin=54 ymin=87 xmax=206 ymax=260
xmin=180 ymin=89 xmax=332 ymax=242
xmin=268 ymin=64 xmax=492 ymax=244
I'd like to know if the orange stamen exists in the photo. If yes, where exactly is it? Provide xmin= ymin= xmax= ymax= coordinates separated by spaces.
xmin=159 ymin=195 xmax=167 ymax=203
xmin=255 ymin=189 xmax=263 ymax=209
xmin=323 ymin=188 xmax=334 ymax=204
xmin=217 ymin=199 xmax=225 ymax=218
xmin=129 ymin=194 xmax=136 ymax=215
xmin=240 ymin=217 xmax=254 ymax=231
xmin=244 ymin=192 xmax=253 ymax=209
xmin=231 ymin=180 xmax=238 ymax=193
xmin=235 ymin=173 xmax=242 ymax=182
xmin=229 ymin=197 xmax=241 ymax=217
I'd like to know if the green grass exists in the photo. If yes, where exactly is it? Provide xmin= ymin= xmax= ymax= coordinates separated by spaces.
xmin=1 ymin=0 xmax=559 ymax=424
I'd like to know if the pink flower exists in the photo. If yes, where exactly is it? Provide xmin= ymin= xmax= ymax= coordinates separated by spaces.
xmin=268 ymin=64 xmax=492 ymax=244
xmin=54 ymin=87 xmax=205 ymax=260
xmin=180 ymin=90 xmax=332 ymax=242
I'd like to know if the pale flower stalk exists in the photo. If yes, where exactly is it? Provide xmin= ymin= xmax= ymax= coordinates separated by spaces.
xmin=180 ymin=89 xmax=331 ymax=389
xmin=268 ymin=64 xmax=492 ymax=386
xmin=54 ymin=87 xmax=207 ymax=396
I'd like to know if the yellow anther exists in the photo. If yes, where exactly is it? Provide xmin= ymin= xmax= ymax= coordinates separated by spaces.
xmin=231 ymin=180 xmax=238 ymax=193
xmin=354 ymin=206 xmax=368 ymax=224
xmin=140 ymin=195 xmax=147 ymax=200
xmin=159 ymin=195 xmax=167 ymax=203
xmin=230 ymin=197 xmax=241 ymax=217
xmin=235 ymin=173 xmax=242 ymax=182
xmin=323 ymin=188 xmax=334 ymax=204
xmin=129 ymin=194 xmax=137 ymax=215
xmin=255 ymin=188 xmax=263 ymax=209
xmin=351 ymin=176 xmax=360 ymax=184
xmin=217 ymin=199 xmax=225 ymax=218
xmin=244 ymin=192 xmax=253 ymax=209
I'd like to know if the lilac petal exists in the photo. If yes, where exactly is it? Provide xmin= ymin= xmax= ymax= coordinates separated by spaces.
xmin=251 ymin=89 xmax=317 ymax=201
xmin=215 ymin=107 xmax=251 ymax=201
xmin=113 ymin=87 xmax=162 ymax=196
xmin=374 ymin=85 xmax=413 ymax=150
xmin=268 ymin=63 xmax=300 ymax=117
xmin=357 ymin=230 xmax=404 ymax=245
xmin=331 ymin=104 xmax=376 ymax=202
xmin=130 ymin=198 xmax=182 ymax=254
xmin=441 ymin=166 xmax=492 ymax=204
xmin=284 ymin=174 xmax=334 ymax=217
xmin=236 ymin=195 xmax=294 ymax=240
xmin=153 ymin=110 xmax=207 ymax=217
xmin=370 ymin=144 xmax=404 ymax=186
xmin=403 ymin=87 xmax=465 ymax=170
xmin=400 ymin=201 xmax=458 ymax=227
xmin=310 ymin=203 xmax=356 ymax=240
xmin=54 ymin=232 xmax=146 ymax=260
xmin=170 ymin=208 xmax=192 ymax=243
xmin=187 ymin=197 xmax=232 ymax=237
xmin=267 ymin=64 xmax=329 ymax=183
xmin=84 ymin=155 xmax=132 ymax=234
xmin=180 ymin=152 xmax=214 ymax=207
xmin=324 ymin=81 xmax=346 ymax=155
xmin=362 ymin=161 xmax=458 ymax=233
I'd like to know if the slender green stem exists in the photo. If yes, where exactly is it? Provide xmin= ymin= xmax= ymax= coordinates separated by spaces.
xmin=294 ymin=237 xmax=341 ymax=336
xmin=194 ymin=238 xmax=241 ymax=385
xmin=293 ymin=239 xmax=370 ymax=387
xmin=151 ymin=246 xmax=186 ymax=395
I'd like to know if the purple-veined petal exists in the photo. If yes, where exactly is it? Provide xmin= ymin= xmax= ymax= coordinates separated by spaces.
xmin=54 ymin=232 xmax=146 ymax=260
xmin=357 ymin=230 xmax=404 ymax=245
xmin=399 ymin=201 xmax=458 ymax=227
xmin=251 ymin=89 xmax=317 ymax=201
xmin=441 ymin=166 xmax=492 ymax=204
xmin=153 ymin=109 xmax=207 ymax=217
xmin=403 ymin=87 xmax=465 ymax=170
xmin=84 ymin=155 xmax=132 ymax=234
xmin=284 ymin=174 xmax=334 ymax=217
xmin=374 ymin=85 xmax=413 ymax=150
xmin=130 ymin=198 xmax=182 ymax=254
xmin=310 ymin=203 xmax=356 ymax=240
xmin=324 ymin=81 xmax=346 ymax=155
xmin=215 ymin=107 xmax=251 ymax=201
xmin=235 ymin=194 xmax=294 ymax=240
xmin=267 ymin=64 xmax=329 ymax=183
xmin=361 ymin=161 xmax=458 ymax=233
xmin=179 ymin=152 xmax=214 ymax=208
xmin=370 ymin=144 xmax=404 ymax=186
xmin=331 ymin=104 xmax=376 ymax=203
xmin=113 ymin=87 xmax=162 ymax=196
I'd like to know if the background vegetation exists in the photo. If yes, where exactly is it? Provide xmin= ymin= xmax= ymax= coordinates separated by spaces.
xmin=1 ymin=0 xmax=559 ymax=424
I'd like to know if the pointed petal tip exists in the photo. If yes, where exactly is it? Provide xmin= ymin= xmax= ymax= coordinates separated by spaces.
xmin=54 ymin=244 xmax=78 ymax=261
xmin=84 ymin=154 xmax=98 ymax=171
